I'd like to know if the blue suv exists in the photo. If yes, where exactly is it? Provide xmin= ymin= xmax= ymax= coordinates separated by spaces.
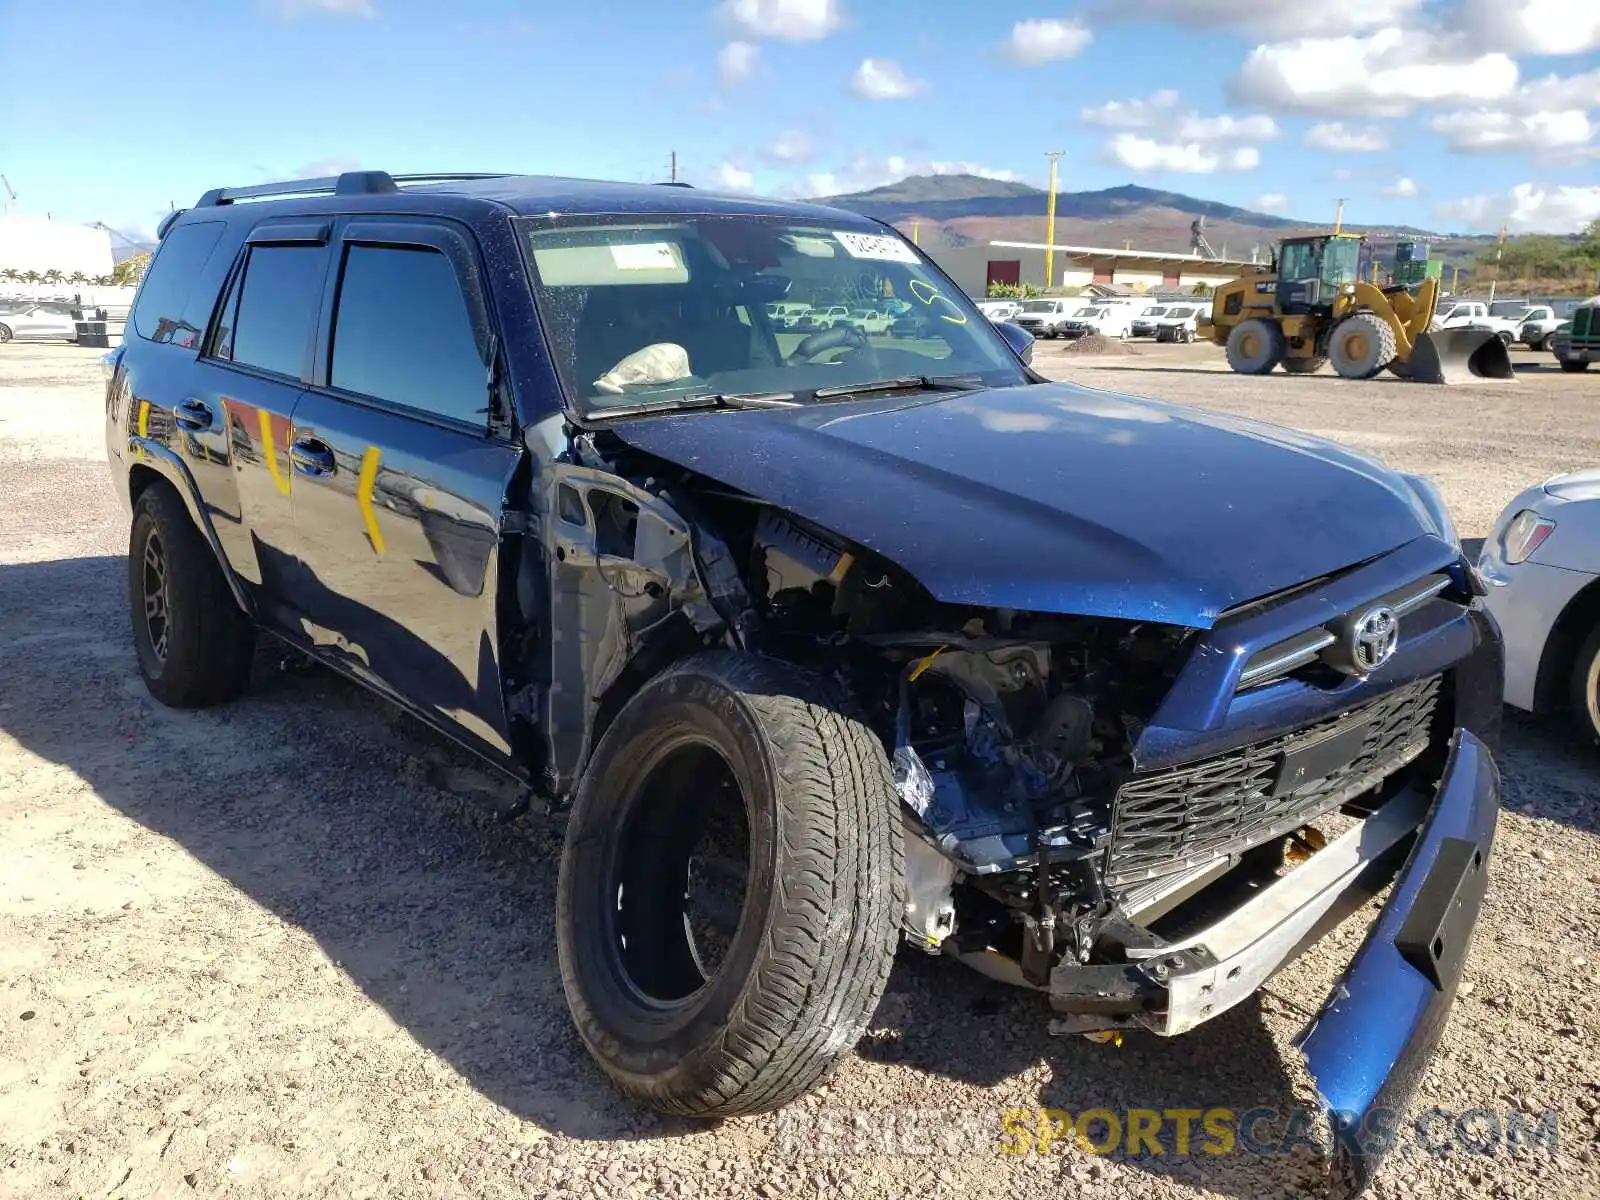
xmin=105 ymin=170 xmax=1501 ymax=1182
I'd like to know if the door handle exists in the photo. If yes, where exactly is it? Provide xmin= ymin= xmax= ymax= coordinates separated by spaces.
xmin=173 ymin=398 xmax=213 ymax=431
xmin=289 ymin=437 xmax=336 ymax=477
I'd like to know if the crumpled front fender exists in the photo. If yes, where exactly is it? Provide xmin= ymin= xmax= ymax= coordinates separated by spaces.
xmin=1298 ymin=728 xmax=1500 ymax=1192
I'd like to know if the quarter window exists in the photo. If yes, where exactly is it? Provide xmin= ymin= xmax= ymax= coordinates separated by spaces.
xmin=329 ymin=244 xmax=487 ymax=426
xmin=131 ymin=221 xmax=226 ymax=345
xmin=225 ymin=244 xmax=329 ymax=378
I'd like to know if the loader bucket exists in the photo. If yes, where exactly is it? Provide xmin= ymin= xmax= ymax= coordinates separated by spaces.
xmin=1407 ymin=328 xmax=1516 ymax=384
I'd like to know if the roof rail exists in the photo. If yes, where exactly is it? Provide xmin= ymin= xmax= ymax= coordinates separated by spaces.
xmin=194 ymin=171 xmax=514 ymax=207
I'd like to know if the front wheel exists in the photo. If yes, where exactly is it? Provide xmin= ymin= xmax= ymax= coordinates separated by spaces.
xmin=557 ymin=652 xmax=903 ymax=1117
xmin=1559 ymin=359 xmax=1591 ymax=373
xmin=1328 ymin=312 xmax=1398 ymax=380
xmin=1570 ymin=626 xmax=1600 ymax=744
xmin=0 ymin=324 xmax=12 ymax=344
xmin=1225 ymin=319 xmax=1284 ymax=374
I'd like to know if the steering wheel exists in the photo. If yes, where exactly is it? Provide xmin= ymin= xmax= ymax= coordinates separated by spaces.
xmin=788 ymin=323 xmax=873 ymax=364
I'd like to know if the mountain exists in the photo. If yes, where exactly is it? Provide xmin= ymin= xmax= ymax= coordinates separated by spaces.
xmin=809 ymin=173 xmax=1461 ymax=262
xmin=811 ymin=175 xmax=1303 ymax=231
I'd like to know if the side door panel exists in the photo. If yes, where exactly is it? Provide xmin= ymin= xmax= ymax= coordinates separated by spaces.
xmin=288 ymin=219 xmax=523 ymax=761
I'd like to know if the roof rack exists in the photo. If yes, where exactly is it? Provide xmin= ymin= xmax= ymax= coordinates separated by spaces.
xmin=656 ymin=181 xmax=695 ymax=188
xmin=194 ymin=171 xmax=514 ymax=208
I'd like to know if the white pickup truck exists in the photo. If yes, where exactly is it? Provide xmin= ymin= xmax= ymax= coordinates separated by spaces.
xmin=1012 ymin=298 xmax=1081 ymax=339
xmin=1435 ymin=300 xmax=1521 ymax=345
xmin=1512 ymin=305 xmax=1564 ymax=350
xmin=1060 ymin=303 xmax=1138 ymax=339
xmin=843 ymin=308 xmax=892 ymax=335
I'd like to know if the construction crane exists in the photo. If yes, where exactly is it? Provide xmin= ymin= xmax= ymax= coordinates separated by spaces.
xmin=1190 ymin=215 xmax=1218 ymax=260
xmin=1 ymin=174 xmax=15 ymax=215
xmin=88 ymin=221 xmax=151 ymax=252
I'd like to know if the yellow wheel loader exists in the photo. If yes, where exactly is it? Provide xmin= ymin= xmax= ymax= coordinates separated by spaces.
xmin=1201 ymin=233 xmax=1515 ymax=383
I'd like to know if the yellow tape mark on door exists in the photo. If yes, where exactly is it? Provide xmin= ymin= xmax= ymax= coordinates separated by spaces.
xmin=135 ymin=400 xmax=150 ymax=459
xmin=257 ymin=409 xmax=291 ymax=496
xmin=356 ymin=446 xmax=386 ymax=555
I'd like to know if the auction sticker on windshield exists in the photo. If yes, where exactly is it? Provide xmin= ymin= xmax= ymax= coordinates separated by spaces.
xmin=834 ymin=231 xmax=920 ymax=263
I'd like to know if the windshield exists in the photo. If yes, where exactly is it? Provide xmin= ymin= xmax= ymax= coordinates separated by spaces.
xmin=1074 ymin=307 xmax=1101 ymax=317
xmin=520 ymin=216 xmax=1027 ymax=415
xmin=1321 ymin=238 xmax=1361 ymax=286
xmin=1020 ymin=300 xmax=1057 ymax=313
xmin=1143 ymin=307 xmax=1167 ymax=317
xmin=1489 ymin=301 xmax=1527 ymax=318
xmin=1166 ymin=307 xmax=1196 ymax=318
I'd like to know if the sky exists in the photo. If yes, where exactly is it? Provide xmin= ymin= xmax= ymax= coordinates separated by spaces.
xmin=2 ymin=0 xmax=1598 ymax=241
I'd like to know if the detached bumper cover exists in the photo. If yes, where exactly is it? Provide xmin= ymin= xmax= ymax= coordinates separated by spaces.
xmin=1298 ymin=728 xmax=1499 ymax=1189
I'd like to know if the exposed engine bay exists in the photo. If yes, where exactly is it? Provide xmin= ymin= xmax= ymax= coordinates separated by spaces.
xmin=531 ymin=432 xmax=1213 ymax=1000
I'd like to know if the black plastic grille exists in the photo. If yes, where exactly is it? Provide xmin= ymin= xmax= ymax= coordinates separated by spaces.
xmin=1106 ymin=675 xmax=1442 ymax=893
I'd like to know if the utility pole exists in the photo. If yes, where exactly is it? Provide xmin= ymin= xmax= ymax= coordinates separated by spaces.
xmin=667 ymin=151 xmax=678 ymax=184
xmin=1044 ymin=150 xmax=1065 ymax=291
xmin=1333 ymin=197 xmax=1348 ymax=234
xmin=911 ymin=221 xmax=920 ymax=245
xmin=1486 ymin=223 xmax=1506 ymax=303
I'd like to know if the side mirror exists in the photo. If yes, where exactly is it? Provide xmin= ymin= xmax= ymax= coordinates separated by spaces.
xmin=995 ymin=320 xmax=1034 ymax=365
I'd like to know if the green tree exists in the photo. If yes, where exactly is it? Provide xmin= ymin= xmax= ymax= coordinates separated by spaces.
xmin=1190 ymin=281 xmax=1213 ymax=296
xmin=20 ymin=270 xmax=41 ymax=285
xmin=67 ymin=271 xmax=87 ymax=285
xmin=41 ymin=269 xmax=63 ymax=285
xmin=986 ymin=281 xmax=1042 ymax=299
xmin=111 ymin=253 xmax=151 ymax=286
xmin=0 ymin=268 xmax=18 ymax=284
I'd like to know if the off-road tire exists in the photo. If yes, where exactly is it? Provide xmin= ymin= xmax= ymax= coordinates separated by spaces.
xmin=1328 ymin=312 xmax=1397 ymax=380
xmin=557 ymin=651 xmax=903 ymax=1118
xmin=1282 ymin=357 xmax=1327 ymax=375
xmin=1570 ymin=625 xmax=1600 ymax=744
xmin=129 ymin=483 xmax=255 ymax=707
xmin=1225 ymin=318 xmax=1285 ymax=374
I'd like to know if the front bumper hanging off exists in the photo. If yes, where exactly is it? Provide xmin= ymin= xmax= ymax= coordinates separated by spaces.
xmin=1049 ymin=728 xmax=1499 ymax=1187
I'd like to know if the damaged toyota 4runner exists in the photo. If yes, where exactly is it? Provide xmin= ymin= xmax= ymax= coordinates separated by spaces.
xmin=106 ymin=172 xmax=1501 ymax=1183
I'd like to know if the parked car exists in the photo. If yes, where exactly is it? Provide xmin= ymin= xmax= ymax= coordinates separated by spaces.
xmin=798 ymin=304 xmax=851 ymax=331
xmin=1130 ymin=305 xmax=1169 ymax=338
xmin=766 ymin=301 xmax=812 ymax=329
xmin=843 ymin=308 xmax=892 ymax=335
xmin=1548 ymin=297 xmax=1598 ymax=371
xmin=0 ymin=303 xmax=79 ymax=343
xmin=976 ymin=299 xmax=1022 ymax=323
xmin=1153 ymin=304 xmax=1203 ymax=342
xmin=1060 ymin=304 xmax=1137 ymax=340
xmin=1011 ymin=297 xmax=1080 ymax=338
xmin=107 ymin=171 xmax=1501 ymax=1181
xmin=1514 ymin=305 xmax=1563 ymax=350
xmin=1435 ymin=301 xmax=1519 ymax=345
xmin=1480 ymin=471 xmax=1600 ymax=740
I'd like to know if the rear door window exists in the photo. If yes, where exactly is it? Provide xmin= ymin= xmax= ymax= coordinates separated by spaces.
xmin=328 ymin=244 xmax=487 ymax=427
xmin=223 ymin=245 xmax=330 ymax=379
xmin=131 ymin=221 xmax=227 ymax=344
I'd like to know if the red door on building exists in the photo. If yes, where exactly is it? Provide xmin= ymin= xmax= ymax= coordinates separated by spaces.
xmin=986 ymin=260 xmax=1021 ymax=288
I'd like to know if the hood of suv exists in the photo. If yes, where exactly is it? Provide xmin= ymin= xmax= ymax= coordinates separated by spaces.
xmin=611 ymin=381 xmax=1435 ymax=627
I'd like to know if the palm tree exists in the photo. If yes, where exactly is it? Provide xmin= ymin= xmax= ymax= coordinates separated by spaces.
xmin=0 ymin=268 xmax=18 ymax=285
xmin=20 ymin=270 xmax=41 ymax=285
xmin=41 ymin=269 xmax=64 ymax=286
xmin=67 ymin=271 xmax=87 ymax=285
xmin=92 ymin=275 xmax=114 ymax=287
xmin=1190 ymin=281 xmax=1213 ymax=297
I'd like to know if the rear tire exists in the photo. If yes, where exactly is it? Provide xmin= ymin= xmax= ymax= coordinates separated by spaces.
xmin=1282 ymin=357 xmax=1327 ymax=375
xmin=0 ymin=324 xmax=12 ymax=344
xmin=1559 ymin=359 xmax=1591 ymax=373
xmin=1569 ymin=626 xmax=1600 ymax=744
xmin=129 ymin=483 xmax=255 ymax=707
xmin=1328 ymin=312 xmax=1397 ymax=380
xmin=1225 ymin=319 xmax=1285 ymax=374
xmin=557 ymin=651 xmax=903 ymax=1117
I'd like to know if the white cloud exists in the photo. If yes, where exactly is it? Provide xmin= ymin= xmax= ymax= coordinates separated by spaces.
xmin=1255 ymin=193 xmax=1289 ymax=211
xmin=717 ymin=41 xmax=759 ymax=86
xmin=1382 ymin=177 xmax=1419 ymax=198
xmin=716 ymin=163 xmax=756 ymax=192
xmin=1109 ymin=134 xmax=1260 ymax=173
xmin=1517 ymin=69 xmax=1600 ymax=112
xmin=1455 ymin=0 xmax=1600 ymax=56
xmin=1430 ymin=108 xmax=1594 ymax=152
xmin=1081 ymin=90 xmax=1181 ymax=129
xmin=929 ymin=161 xmax=1022 ymax=181
xmin=763 ymin=130 xmax=814 ymax=162
xmin=850 ymin=59 xmax=925 ymax=100
xmin=1101 ymin=0 xmax=1421 ymax=39
xmin=1176 ymin=113 xmax=1280 ymax=142
xmin=1437 ymin=183 xmax=1600 ymax=232
xmin=268 ymin=0 xmax=374 ymax=17
xmin=1231 ymin=28 xmax=1519 ymax=117
xmin=1305 ymin=122 xmax=1390 ymax=153
xmin=719 ymin=0 xmax=841 ymax=40
xmin=1006 ymin=18 xmax=1093 ymax=64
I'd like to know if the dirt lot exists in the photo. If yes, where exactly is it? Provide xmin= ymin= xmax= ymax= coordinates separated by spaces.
xmin=2 ymin=341 xmax=1598 ymax=1200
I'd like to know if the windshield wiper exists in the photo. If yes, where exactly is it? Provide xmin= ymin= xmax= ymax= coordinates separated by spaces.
xmin=810 ymin=374 xmax=985 ymax=401
xmin=590 ymin=391 xmax=800 ymax=419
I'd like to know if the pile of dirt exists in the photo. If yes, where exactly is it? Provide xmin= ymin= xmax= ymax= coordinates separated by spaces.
xmin=1055 ymin=333 xmax=1134 ymax=356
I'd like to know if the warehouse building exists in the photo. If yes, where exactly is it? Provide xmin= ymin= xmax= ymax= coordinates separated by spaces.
xmin=0 ymin=216 xmax=115 ymax=279
xmin=926 ymin=239 xmax=1257 ymax=297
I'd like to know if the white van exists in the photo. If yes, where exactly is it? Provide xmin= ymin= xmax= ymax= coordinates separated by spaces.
xmin=1061 ymin=302 xmax=1139 ymax=339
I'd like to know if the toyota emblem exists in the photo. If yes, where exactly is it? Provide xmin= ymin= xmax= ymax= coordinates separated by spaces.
xmin=1348 ymin=606 xmax=1399 ymax=673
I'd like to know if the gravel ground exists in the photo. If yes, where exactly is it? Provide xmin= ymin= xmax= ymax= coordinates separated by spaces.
xmin=2 ymin=341 xmax=1598 ymax=1200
